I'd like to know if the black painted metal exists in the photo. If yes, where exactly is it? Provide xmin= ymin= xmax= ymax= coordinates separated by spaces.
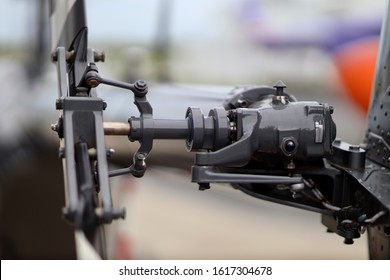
xmin=365 ymin=2 xmax=390 ymax=168
xmin=331 ymin=141 xmax=366 ymax=170
xmin=365 ymin=86 xmax=390 ymax=167
xmin=49 ymin=0 xmax=87 ymax=50
xmin=363 ymin=1 xmax=390 ymax=259
xmin=49 ymin=0 xmax=390 ymax=259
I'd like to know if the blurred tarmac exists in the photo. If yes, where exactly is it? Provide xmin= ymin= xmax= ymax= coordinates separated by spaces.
xmin=109 ymin=167 xmax=368 ymax=260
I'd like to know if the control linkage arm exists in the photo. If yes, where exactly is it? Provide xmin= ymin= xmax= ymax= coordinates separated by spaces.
xmin=85 ymin=64 xmax=336 ymax=187
xmin=90 ymin=64 xmax=389 ymax=244
xmin=54 ymin=55 xmax=388 ymax=245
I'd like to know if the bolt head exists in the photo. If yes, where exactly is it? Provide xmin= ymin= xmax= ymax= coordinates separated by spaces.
xmin=136 ymin=153 xmax=146 ymax=160
xmin=51 ymin=124 xmax=58 ymax=132
xmin=349 ymin=145 xmax=360 ymax=151
xmin=273 ymin=80 xmax=287 ymax=89
xmin=55 ymin=99 xmax=63 ymax=110
xmin=198 ymin=183 xmax=210 ymax=191
xmin=344 ymin=238 xmax=354 ymax=245
xmin=135 ymin=80 xmax=147 ymax=88
xmin=134 ymin=80 xmax=148 ymax=96
xmin=51 ymin=52 xmax=58 ymax=62
xmin=94 ymin=51 xmax=106 ymax=62
xmin=58 ymin=148 xmax=65 ymax=158
xmin=106 ymin=148 xmax=115 ymax=158
xmin=237 ymin=99 xmax=248 ymax=107
xmin=87 ymin=78 xmax=99 ymax=88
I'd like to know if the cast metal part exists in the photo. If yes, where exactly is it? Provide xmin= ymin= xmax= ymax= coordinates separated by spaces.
xmin=55 ymin=49 xmax=390 ymax=248
xmin=49 ymin=0 xmax=390 ymax=259
xmin=91 ymin=77 xmax=336 ymax=186
xmin=52 ymin=45 xmax=125 ymax=229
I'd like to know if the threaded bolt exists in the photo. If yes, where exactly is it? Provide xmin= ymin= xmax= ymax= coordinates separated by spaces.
xmin=51 ymin=50 xmax=58 ymax=62
xmin=198 ymin=183 xmax=210 ymax=191
xmin=134 ymin=80 xmax=148 ymax=96
xmin=94 ymin=51 xmax=106 ymax=62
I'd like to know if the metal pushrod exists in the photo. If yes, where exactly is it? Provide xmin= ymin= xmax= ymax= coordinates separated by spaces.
xmin=103 ymin=122 xmax=130 ymax=135
xmin=104 ymin=119 xmax=189 ymax=139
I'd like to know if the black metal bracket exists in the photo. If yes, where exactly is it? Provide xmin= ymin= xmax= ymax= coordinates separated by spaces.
xmin=52 ymin=47 xmax=125 ymax=228
xmin=79 ymin=62 xmax=155 ymax=178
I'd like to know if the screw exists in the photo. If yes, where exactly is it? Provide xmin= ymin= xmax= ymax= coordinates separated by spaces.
xmin=136 ymin=153 xmax=145 ymax=160
xmin=349 ymin=145 xmax=360 ymax=151
xmin=94 ymin=207 xmax=104 ymax=218
xmin=286 ymin=160 xmax=296 ymax=170
xmin=94 ymin=50 xmax=106 ymax=62
xmin=62 ymin=207 xmax=73 ymax=221
xmin=198 ymin=183 xmax=210 ymax=191
xmin=237 ymin=99 xmax=248 ymax=107
xmin=344 ymin=238 xmax=354 ymax=245
xmin=87 ymin=77 xmax=100 ymax=88
xmin=84 ymin=63 xmax=100 ymax=88
xmin=59 ymin=147 xmax=65 ymax=158
xmin=106 ymin=148 xmax=115 ymax=159
xmin=135 ymin=80 xmax=147 ymax=89
xmin=134 ymin=80 xmax=148 ymax=96
xmin=273 ymin=80 xmax=287 ymax=96
xmin=55 ymin=99 xmax=63 ymax=110
xmin=51 ymin=123 xmax=58 ymax=132
xmin=135 ymin=153 xmax=146 ymax=170
xmin=112 ymin=208 xmax=126 ymax=220
xmin=51 ymin=50 xmax=58 ymax=62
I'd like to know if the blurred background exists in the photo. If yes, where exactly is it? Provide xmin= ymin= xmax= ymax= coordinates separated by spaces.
xmin=0 ymin=0 xmax=387 ymax=259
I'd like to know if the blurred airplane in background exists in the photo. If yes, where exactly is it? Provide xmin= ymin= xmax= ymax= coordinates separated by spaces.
xmin=238 ymin=0 xmax=384 ymax=112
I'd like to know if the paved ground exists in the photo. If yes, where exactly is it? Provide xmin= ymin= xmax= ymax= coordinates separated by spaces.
xmin=108 ymin=167 xmax=368 ymax=260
